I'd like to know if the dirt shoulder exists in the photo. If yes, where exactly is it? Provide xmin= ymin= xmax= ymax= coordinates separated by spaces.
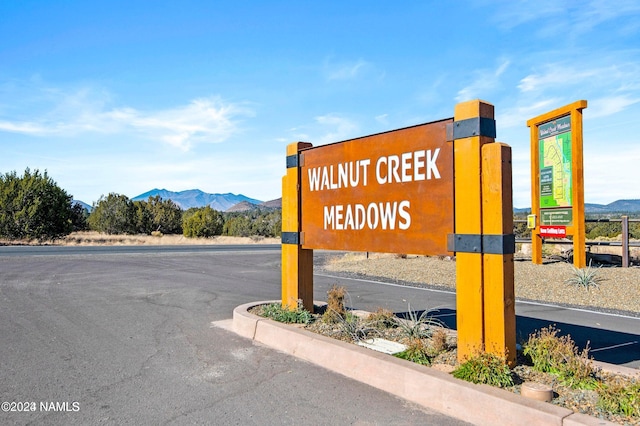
xmin=0 ymin=231 xmax=279 ymax=246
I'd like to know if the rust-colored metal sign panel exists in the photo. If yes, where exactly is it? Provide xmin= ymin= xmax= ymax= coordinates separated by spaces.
xmin=300 ymin=119 xmax=454 ymax=255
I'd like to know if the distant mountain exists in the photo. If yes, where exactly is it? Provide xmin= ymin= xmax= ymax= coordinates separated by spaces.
xmin=598 ymin=199 xmax=640 ymax=213
xmin=514 ymin=199 xmax=640 ymax=215
xmin=260 ymin=198 xmax=282 ymax=209
xmin=226 ymin=201 xmax=258 ymax=213
xmin=514 ymin=207 xmax=531 ymax=214
xmin=132 ymin=189 xmax=262 ymax=211
xmin=226 ymin=198 xmax=282 ymax=212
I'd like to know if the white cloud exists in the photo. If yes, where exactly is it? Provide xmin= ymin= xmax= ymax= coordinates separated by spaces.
xmin=314 ymin=114 xmax=359 ymax=144
xmin=518 ymin=65 xmax=605 ymax=93
xmin=588 ymin=95 xmax=640 ymax=118
xmin=324 ymin=58 xmax=370 ymax=81
xmin=285 ymin=113 xmax=360 ymax=146
xmin=497 ymin=99 xmax=562 ymax=128
xmin=456 ymin=59 xmax=510 ymax=102
xmin=375 ymin=114 xmax=389 ymax=125
xmin=483 ymin=0 xmax=640 ymax=38
xmin=0 ymin=83 xmax=252 ymax=151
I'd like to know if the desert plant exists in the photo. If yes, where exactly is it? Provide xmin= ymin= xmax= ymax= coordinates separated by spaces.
xmin=597 ymin=378 xmax=640 ymax=418
xmin=523 ymin=325 xmax=595 ymax=388
xmin=394 ymin=338 xmax=433 ymax=366
xmin=366 ymin=307 xmax=397 ymax=329
xmin=332 ymin=311 xmax=378 ymax=342
xmin=322 ymin=284 xmax=347 ymax=323
xmin=452 ymin=352 xmax=514 ymax=388
xmin=394 ymin=305 xmax=443 ymax=339
xmin=565 ymin=260 xmax=604 ymax=289
xmin=430 ymin=328 xmax=449 ymax=354
xmin=258 ymin=301 xmax=312 ymax=324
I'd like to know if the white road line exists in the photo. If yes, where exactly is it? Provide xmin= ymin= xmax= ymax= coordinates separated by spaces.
xmin=315 ymin=272 xmax=640 ymax=321
xmin=591 ymin=341 xmax=639 ymax=352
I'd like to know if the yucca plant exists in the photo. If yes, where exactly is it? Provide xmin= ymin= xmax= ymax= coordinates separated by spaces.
xmin=332 ymin=310 xmax=378 ymax=342
xmin=565 ymin=260 xmax=604 ymax=289
xmin=394 ymin=304 xmax=443 ymax=339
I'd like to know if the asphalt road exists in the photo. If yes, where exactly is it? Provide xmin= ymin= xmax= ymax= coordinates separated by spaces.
xmin=0 ymin=246 xmax=470 ymax=426
xmin=1 ymin=245 xmax=638 ymax=425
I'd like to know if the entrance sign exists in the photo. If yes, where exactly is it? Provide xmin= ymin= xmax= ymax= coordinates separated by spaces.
xmin=299 ymin=120 xmax=454 ymax=255
xmin=527 ymin=100 xmax=587 ymax=268
xmin=283 ymin=100 xmax=516 ymax=365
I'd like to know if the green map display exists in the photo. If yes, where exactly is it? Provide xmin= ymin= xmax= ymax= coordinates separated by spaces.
xmin=538 ymin=115 xmax=572 ymax=225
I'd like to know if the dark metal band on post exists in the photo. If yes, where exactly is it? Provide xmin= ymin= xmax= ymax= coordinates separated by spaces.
xmin=286 ymin=154 xmax=299 ymax=168
xmin=447 ymin=233 xmax=515 ymax=255
xmin=446 ymin=117 xmax=497 ymax=141
xmin=281 ymin=232 xmax=300 ymax=245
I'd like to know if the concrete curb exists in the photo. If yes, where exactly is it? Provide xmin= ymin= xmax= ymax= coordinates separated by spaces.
xmin=233 ymin=301 xmax=616 ymax=426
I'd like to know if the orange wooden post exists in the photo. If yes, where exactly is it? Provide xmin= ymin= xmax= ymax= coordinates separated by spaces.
xmin=570 ymin=105 xmax=587 ymax=268
xmin=482 ymin=143 xmax=516 ymax=366
xmin=528 ymin=123 xmax=543 ymax=265
xmin=281 ymin=142 xmax=314 ymax=311
xmin=453 ymin=100 xmax=495 ymax=362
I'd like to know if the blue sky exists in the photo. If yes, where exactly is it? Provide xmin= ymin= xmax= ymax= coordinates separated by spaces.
xmin=1 ymin=0 xmax=639 ymax=208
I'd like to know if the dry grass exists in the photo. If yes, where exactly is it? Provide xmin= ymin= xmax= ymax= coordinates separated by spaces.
xmin=1 ymin=231 xmax=279 ymax=246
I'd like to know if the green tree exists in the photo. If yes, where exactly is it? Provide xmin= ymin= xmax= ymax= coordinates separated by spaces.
xmin=0 ymin=169 xmax=75 ymax=240
xmin=251 ymin=210 xmax=281 ymax=237
xmin=147 ymin=196 xmax=182 ymax=234
xmin=133 ymin=200 xmax=154 ymax=234
xmin=70 ymin=202 xmax=89 ymax=231
xmin=223 ymin=214 xmax=252 ymax=237
xmin=182 ymin=206 xmax=224 ymax=238
xmin=88 ymin=193 xmax=136 ymax=234
xmin=133 ymin=196 xmax=183 ymax=235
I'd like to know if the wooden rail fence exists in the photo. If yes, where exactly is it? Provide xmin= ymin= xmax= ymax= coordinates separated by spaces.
xmin=514 ymin=216 xmax=639 ymax=267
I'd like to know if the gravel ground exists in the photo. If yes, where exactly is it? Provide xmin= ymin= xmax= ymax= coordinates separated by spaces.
xmin=318 ymin=252 xmax=640 ymax=316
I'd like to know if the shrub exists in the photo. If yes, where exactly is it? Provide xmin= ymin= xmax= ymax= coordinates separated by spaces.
xmin=322 ymin=284 xmax=347 ymax=323
xmin=258 ymin=301 xmax=312 ymax=324
xmin=452 ymin=352 xmax=514 ymax=388
xmin=395 ymin=338 xmax=433 ymax=366
xmin=430 ymin=328 xmax=449 ymax=354
xmin=366 ymin=307 xmax=397 ymax=329
xmin=523 ymin=325 xmax=595 ymax=388
xmin=597 ymin=378 xmax=640 ymax=418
